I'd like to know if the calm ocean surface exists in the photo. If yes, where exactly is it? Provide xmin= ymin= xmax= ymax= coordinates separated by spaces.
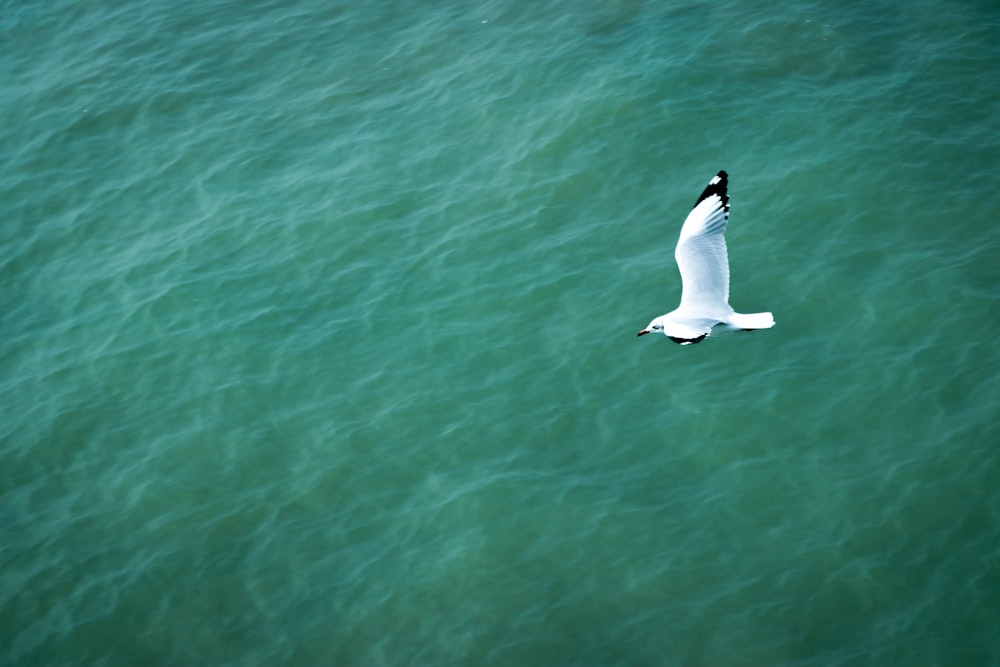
xmin=3 ymin=1 xmax=1000 ymax=665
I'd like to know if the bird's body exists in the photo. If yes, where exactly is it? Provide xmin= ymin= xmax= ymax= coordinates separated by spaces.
xmin=636 ymin=170 xmax=774 ymax=345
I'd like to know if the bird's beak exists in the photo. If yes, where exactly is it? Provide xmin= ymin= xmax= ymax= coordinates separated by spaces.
xmin=637 ymin=329 xmax=649 ymax=337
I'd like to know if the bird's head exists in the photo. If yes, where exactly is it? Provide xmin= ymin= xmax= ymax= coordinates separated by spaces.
xmin=637 ymin=317 xmax=666 ymax=337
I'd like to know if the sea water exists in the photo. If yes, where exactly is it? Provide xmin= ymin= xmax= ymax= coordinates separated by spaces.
xmin=3 ymin=1 xmax=1000 ymax=665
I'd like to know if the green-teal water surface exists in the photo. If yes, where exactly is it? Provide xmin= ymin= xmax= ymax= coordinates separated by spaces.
xmin=3 ymin=1 xmax=1000 ymax=665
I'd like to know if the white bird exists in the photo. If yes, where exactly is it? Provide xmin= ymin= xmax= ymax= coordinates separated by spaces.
xmin=637 ymin=170 xmax=774 ymax=345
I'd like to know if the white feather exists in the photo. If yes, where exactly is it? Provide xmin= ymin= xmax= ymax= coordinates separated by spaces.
xmin=675 ymin=194 xmax=731 ymax=317
xmin=637 ymin=171 xmax=774 ymax=344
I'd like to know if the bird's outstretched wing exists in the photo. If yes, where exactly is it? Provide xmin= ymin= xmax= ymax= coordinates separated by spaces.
xmin=674 ymin=170 xmax=731 ymax=314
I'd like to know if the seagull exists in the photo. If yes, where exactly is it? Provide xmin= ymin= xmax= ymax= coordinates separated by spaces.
xmin=636 ymin=170 xmax=774 ymax=345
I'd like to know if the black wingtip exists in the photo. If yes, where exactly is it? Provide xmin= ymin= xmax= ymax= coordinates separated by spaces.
xmin=693 ymin=170 xmax=729 ymax=211
xmin=668 ymin=334 xmax=708 ymax=345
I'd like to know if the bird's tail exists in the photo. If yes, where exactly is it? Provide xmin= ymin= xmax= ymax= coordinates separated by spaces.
xmin=727 ymin=311 xmax=775 ymax=330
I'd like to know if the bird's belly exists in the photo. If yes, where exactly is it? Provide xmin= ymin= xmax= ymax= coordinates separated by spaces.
xmin=710 ymin=322 xmax=745 ymax=336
